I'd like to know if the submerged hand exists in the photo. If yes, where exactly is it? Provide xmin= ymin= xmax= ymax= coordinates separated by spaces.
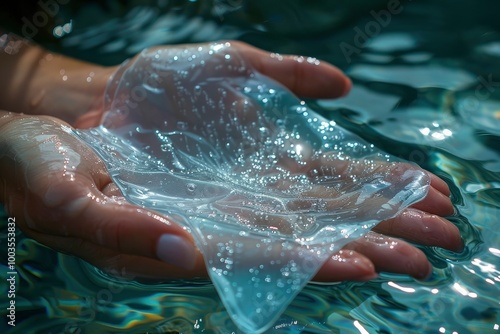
xmin=0 ymin=112 xmax=460 ymax=282
xmin=0 ymin=41 xmax=462 ymax=282
xmin=78 ymin=41 xmax=461 ymax=281
xmin=317 ymin=173 xmax=461 ymax=281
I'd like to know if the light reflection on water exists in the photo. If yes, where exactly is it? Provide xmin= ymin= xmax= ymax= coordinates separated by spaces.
xmin=1 ymin=0 xmax=500 ymax=333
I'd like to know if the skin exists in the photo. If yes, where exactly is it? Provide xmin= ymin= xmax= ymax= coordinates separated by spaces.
xmin=0 ymin=37 xmax=462 ymax=282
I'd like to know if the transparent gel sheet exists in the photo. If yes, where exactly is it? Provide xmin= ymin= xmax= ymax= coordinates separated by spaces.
xmin=76 ymin=43 xmax=430 ymax=333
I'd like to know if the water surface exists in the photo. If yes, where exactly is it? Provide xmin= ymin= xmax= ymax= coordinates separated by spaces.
xmin=1 ymin=0 xmax=499 ymax=333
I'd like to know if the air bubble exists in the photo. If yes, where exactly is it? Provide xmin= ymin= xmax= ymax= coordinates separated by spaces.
xmin=186 ymin=183 xmax=197 ymax=194
xmin=296 ymin=106 xmax=308 ymax=113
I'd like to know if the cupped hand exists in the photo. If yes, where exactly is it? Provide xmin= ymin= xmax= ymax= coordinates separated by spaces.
xmin=0 ymin=113 xmax=204 ymax=277
xmin=229 ymin=41 xmax=462 ymax=281
xmin=0 ymin=113 xmax=460 ymax=282
xmin=1 ymin=40 xmax=462 ymax=282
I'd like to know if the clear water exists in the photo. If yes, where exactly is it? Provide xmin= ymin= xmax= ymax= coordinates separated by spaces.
xmin=1 ymin=0 xmax=499 ymax=333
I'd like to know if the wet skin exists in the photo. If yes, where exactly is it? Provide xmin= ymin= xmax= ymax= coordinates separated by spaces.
xmin=0 ymin=41 xmax=462 ymax=282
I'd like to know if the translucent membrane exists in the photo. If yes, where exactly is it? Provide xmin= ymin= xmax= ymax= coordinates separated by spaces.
xmin=77 ymin=43 xmax=430 ymax=333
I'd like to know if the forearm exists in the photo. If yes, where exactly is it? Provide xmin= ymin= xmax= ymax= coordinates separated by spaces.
xmin=0 ymin=32 xmax=114 ymax=125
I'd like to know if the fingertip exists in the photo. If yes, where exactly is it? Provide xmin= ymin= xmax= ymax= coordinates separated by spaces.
xmin=445 ymin=221 xmax=464 ymax=252
xmin=412 ymin=186 xmax=455 ymax=217
xmin=314 ymin=250 xmax=377 ymax=282
xmin=415 ymin=260 xmax=434 ymax=281
xmin=427 ymin=215 xmax=463 ymax=253
xmin=313 ymin=63 xmax=352 ymax=98
xmin=375 ymin=209 xmax=463 ymax=252
xmin=341 ymin=75 xmax=352 ymax=97
xmin=156 ymin=234 xmax=197 ymax=270
xmin=403 ymin=247 xmax=433 ymax=280
xmin=345 ymin=233 xmax=435 ymax=280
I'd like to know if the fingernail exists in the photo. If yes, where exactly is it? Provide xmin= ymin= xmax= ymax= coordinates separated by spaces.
xmin=156 ymin=234 xmax=196 ymax=270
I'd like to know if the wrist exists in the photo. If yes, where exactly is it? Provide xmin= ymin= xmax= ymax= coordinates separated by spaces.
xmin=33 ymin=53 xmax=116 ymax=125
xmin=28 ymin=50 xmax=115 ymax=125
xmin=0 ymin=34 xmax=116 ymax=126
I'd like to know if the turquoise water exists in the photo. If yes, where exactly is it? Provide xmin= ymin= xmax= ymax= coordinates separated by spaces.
xmin=1 ymin=0 xmax=499 ymax=333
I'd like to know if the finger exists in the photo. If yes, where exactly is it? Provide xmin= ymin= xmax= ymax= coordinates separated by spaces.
xmin=31 ymin=226 xmax=380 ymax=283
xmin=343 ymin=232 xmax=433 ymax=280
xmin=21 ymin=228 xmax=207 ymax=279
xmin=41 ymin=179 xmax=198 ymax=270
xmin=232 ymin=41 xmax=352 ymax=99
xmin=313 ymin=250 xmax=378 ymax=282
xmin=410 ymin=171 xmax=454 ymax=216
xmin=373 ymin=208 xmax=463 ymax=251
xmin=427 ymin=171 xmax=451 ymax=197
xmin=410 ymin=185 xmax=455 ymax=216
xmin=280 ymin=155 xmax=454 ymax=217
xmin=36 ymin=227 xmax=379 ymax=283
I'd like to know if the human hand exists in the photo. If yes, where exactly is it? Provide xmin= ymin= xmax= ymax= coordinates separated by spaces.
xmin=0 ymin=40 xmax=461 ymax=282
xmin=73 ymin=41 xmax=461 ymax=281
xmin=0 ymin=111 xmax=460 ymax=283
xmin=0 ymin=36 xmax=113 ymax=125
xmin=0 ymin=112 xmax=204 ymax=278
